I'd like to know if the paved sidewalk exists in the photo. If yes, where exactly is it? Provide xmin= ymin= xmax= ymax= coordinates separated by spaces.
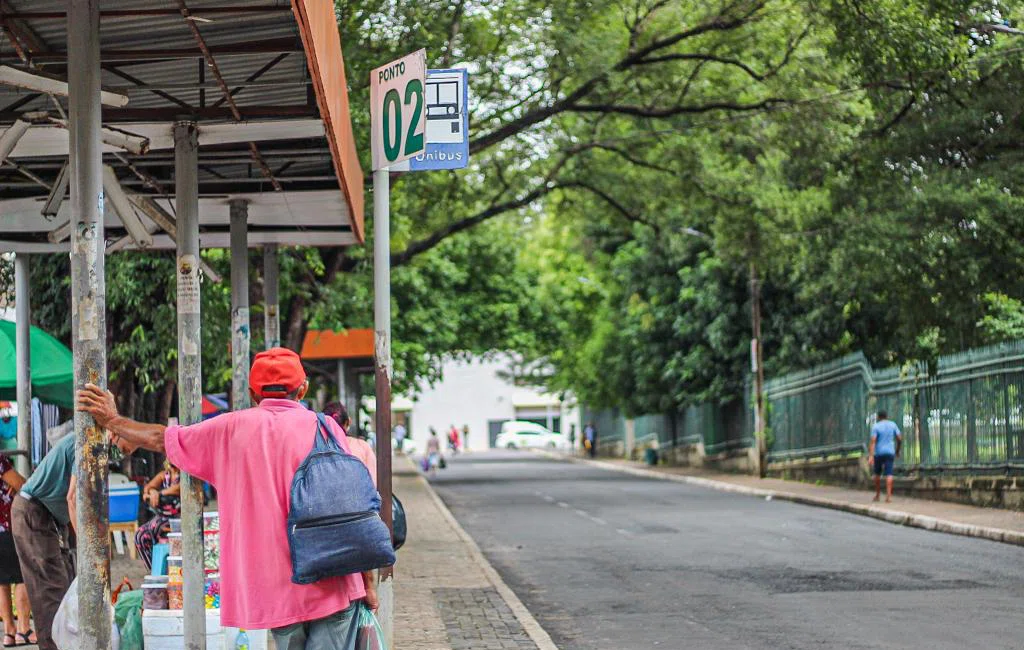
xmin=558 ymin=453 xmax=1024 ymax=546
xmin=393 ymin=456 xmax=556 ymax=650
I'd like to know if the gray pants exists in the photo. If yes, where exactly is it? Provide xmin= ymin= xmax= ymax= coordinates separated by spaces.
xmin=272 ymin=604 xmax=358 ymax=650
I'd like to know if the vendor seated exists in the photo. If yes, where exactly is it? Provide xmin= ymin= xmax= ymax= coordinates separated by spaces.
xmin=135 ymin=461 xmax=180 ymax=570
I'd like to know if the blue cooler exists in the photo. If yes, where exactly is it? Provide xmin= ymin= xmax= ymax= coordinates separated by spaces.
xmin=109 ymin=484 xmax=141 ymax=523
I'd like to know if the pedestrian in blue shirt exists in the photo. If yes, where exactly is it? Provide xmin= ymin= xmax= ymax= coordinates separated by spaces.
xmin=869 ymin=411 xmax=902 ymax=503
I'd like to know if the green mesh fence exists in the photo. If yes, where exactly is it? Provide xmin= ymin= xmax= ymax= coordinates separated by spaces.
xmin=583 ymin=388 xmax=753 ymax=456
xmin=766 ymin=341 xmax=1024 ymax=469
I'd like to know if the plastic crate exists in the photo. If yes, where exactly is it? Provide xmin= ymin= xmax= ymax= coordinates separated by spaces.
xmin=109 ymin=485 xmax=140 ymax=523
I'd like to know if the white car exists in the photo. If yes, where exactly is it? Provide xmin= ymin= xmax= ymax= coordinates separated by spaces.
xmin=495 ymin=421 xmax=566 ymax=450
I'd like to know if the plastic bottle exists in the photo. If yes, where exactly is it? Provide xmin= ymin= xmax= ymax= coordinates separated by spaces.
xmin=234 ymin=629 xmax=250 ymax=650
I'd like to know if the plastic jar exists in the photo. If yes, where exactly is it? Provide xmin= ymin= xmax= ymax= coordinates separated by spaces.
xmin=142 ymin=583 xmax=168 ymax=610
xmin=167 ymin=582 xmax=183 ymax=610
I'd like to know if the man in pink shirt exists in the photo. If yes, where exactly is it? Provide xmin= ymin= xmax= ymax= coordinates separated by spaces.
xmin=78 ymin=348 xmax=378 ymax=648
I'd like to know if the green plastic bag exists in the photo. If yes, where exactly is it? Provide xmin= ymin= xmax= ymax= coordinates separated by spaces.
xmin=113 ymin=590 xmax=144 ymax=650
xmin=345 ymin=601 xmax=388 ymax=650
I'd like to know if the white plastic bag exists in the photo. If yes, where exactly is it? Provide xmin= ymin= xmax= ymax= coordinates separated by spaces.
xmin=52 ymin=578 xmax=121 ymax=650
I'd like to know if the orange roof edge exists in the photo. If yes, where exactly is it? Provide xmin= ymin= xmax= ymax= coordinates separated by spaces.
xmin=292 ymin=0 xmax=365 ymax=243
xmin=301 ymin=328 xmax=374 ymax=360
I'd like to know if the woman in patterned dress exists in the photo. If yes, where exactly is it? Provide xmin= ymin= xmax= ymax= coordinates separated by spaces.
xmin=0 ymin=453 xmax=34 ymax=646
xmin=134 ymin=462 xmax=181 ymax=570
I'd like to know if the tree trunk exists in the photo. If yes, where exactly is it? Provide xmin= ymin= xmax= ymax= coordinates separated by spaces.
xmin=158 ymin=379 xmax=176 ymax=425
xmin=749 ymin=261 xmax=767 ymax=478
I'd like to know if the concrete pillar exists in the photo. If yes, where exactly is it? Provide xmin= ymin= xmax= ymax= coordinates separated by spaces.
xmin=625 ymin=419 xmax=636 ymax=460
xmin=68 ymin=1 xmax=111 ymax=645
xmin=174 ymin=120 xmax=207 ymax=650
xmin=230 ymin=200 xmax=250 ymax=410
xmin=14 ymin=254 xmax=30 ymax=476
xmin=263 ymin=244 xmax=280 ymax=349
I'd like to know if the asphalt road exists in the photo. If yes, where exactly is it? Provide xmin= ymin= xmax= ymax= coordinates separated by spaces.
xmin=429 ymin=450 xmax=1024 ymax=650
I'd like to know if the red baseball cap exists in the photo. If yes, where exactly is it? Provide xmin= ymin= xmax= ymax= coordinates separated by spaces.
xmin=249 ymin=347 xmax=307 ymax=397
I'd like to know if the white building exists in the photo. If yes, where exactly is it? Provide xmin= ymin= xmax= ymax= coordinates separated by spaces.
xmin=387 ymin=356 xmax=579 ymax=454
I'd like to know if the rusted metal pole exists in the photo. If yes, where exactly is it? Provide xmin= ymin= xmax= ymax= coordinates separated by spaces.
xmin=230 ymin=199 xmax=250 ymax=408
xmin=174 ymin=120 xmax=207 ymax=650
xmin=68 ymin=0 xmax=110 ymax=645
xmin=263 ymin=244 xmax=280 ymax=349
xmin=14 ymin=254 xmax=30 ymax=476
xmin=373 ymin=167 xmax=394 ymax=646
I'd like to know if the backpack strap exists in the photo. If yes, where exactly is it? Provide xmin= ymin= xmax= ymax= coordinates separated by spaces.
xmin=314 ymin=413 xmax=351 ymax=454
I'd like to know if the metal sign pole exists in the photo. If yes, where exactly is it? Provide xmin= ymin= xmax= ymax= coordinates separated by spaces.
xmin=68 ymin=1 xmax=111 ymax=645
xmin=263 ymin=244 xmax=280 ymax=349
xmin=373 ymin=167 xmax=394 ymax=647
xmin=14 ymin=254 xmax=30 ymax=476
xmin=230 ymin=199 xmax=250 ymax=409
xmin=174 ymin=120 xmax=207 ymax=650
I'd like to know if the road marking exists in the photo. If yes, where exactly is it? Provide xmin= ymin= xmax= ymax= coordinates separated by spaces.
xmin=616 ymin=528 xmax=633 ymax=537
xmin=557 ymin=501 xmax=569 ymax=508
xmin=573 ymin=508 xmax=607 ymax=526
xmin=542 ymin=495 xmax=555 ymax=503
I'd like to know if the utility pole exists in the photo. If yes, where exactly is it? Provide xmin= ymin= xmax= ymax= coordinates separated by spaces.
xmin=263 ymin=244 xmax=280 ymax=349
xmin=230 ymin=199 xmax=250 ymax=409
xmin=373 ymin=167 xmax=394 ymax=646
xmin=174 ymin=120 xmax=207 ymax=650
xmin=68 ymin=0 xmax=111 ymax=645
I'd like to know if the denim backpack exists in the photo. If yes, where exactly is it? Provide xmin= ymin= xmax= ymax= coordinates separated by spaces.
xmin=287 ymin=413 xmax=396 ymax=584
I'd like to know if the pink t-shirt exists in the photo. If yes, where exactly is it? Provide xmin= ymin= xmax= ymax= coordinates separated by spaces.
xmin=164 ymin=399 xmax=377 ymax=629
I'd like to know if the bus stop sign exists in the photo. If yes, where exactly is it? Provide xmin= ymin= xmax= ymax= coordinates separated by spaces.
xmin=370 ymin=49 xmax=427 ymax=170
xmin=392 ymin=68 xmax=470 ymax=172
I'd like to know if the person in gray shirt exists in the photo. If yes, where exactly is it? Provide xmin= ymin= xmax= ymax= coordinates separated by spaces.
xmin=11 ymin=432 xmax=131 ymax=650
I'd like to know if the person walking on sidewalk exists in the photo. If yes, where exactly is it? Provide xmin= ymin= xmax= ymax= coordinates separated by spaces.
xmin=869 ymin=410 xmax=902 ymax=503
xmin=78 ymin=348 xmax=378 ymax=649
xmin=584 ymin=422 xmax=598 ymax=458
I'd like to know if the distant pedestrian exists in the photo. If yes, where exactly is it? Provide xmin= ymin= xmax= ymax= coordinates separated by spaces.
xmin=584 ymin=422 xmax=598 ymax=458
xmin=869 ymin=410 xmax=902 ymax=503
xmin=394 ymin=422 xmax=407 ymax=454
xmin=461 ymin=424 xmax=469 ymax=452
xmin=426 ymin=429 xmax=442 ymax=478
xmin=447 ymin=425 xmax=460 ymax=455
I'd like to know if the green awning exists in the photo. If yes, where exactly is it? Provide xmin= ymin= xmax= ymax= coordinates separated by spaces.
xmin=0 ymin=320 xmax=73 ymax=409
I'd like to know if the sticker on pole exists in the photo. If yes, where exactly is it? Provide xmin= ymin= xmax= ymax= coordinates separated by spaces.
xmin=370 ymin=49 xmax=427 ymax=170
xmin=392 ymin=68 xmax=470 ymax=172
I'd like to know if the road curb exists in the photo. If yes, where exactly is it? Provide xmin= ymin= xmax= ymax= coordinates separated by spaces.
xmin=412 ymin=466 xmax=561 ymax=650
xmin=546 ymin=452 xmax=1024 ymax=548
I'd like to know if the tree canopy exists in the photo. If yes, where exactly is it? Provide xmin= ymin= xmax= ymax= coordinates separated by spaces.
xmin=11 ymin=0 xmax=1024 ymax=421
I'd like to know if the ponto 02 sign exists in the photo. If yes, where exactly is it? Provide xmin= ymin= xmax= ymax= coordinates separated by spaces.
xmin=370 ymin=49 xmax=427 ymax=170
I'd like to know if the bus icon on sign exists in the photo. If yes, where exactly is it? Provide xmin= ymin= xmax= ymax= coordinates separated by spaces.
xmin=425 ymin=71 xmax=464 ymax=144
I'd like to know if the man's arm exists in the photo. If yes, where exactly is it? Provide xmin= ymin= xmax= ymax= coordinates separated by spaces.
xmin=868 ymin=431 xmax=876 ymax=458
xmin=67 ymin=474 xmax=77 ymax=534
xmin=895 ymin=433 xmax=903 ymax=458
xmin=77 ymin=384 xmax=166 ymax=453
xmin=2 ymin=468 xmax=25 ymax=493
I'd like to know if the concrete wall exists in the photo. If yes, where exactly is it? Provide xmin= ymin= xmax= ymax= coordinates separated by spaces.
xmin=766 ymin=455 xmax=1024 ymax=511
xmin=401 ymin=356 xmax=579 ymax=454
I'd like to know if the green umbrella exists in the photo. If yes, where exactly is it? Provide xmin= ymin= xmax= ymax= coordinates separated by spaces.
xmin=0 ymin=320 xmax=74 ymax=409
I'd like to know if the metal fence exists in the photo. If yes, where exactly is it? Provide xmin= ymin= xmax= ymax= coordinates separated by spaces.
xmin=583 ymin=385 xmax=753 ymax=456
xmin=766 ymin=341 xmax=1024 ymax=470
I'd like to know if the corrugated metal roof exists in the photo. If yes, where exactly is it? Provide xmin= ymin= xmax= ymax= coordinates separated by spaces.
xmin=0 ymin=0 xmax=365 ymax=247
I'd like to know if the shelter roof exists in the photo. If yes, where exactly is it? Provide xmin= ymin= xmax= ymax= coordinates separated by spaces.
xmin=300 ymin=328 xmax=374 ymax=361
xmin=0 ymin=0 xmax=364 ymax=251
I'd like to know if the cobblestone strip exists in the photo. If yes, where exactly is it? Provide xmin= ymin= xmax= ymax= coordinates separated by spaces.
xmin=434 ymin=588 xmax=538 ymax=650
